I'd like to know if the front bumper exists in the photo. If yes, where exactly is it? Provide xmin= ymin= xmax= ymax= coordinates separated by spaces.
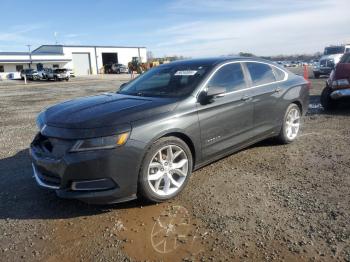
xmin=30 ymin=133 xmax=146 ymax=204
xmin=330 ymin=89 xmax=350 ymax=100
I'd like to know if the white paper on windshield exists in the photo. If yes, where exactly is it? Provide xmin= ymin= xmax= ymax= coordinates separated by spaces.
xmin=174 ymin=70 xmax=197 ymax=76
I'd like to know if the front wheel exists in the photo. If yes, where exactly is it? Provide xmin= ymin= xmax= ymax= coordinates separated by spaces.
xmin=138 ymin=137 xmax=193 ymax=202
xmin=277 ymin=104 xmax=301 ymax=144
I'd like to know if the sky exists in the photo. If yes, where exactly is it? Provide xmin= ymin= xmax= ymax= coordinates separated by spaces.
xmin=0 ymin=0 xmax=348 ymax=57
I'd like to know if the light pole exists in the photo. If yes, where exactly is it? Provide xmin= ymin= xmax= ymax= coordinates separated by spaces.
xmin=26 ymin=44 xmax=32 ymax=69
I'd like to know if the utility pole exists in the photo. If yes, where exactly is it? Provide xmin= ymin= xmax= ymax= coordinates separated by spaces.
xmin=26 ymin=44 xmax=32 ymax=69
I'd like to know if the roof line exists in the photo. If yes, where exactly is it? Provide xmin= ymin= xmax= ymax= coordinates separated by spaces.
xmin=33 ymin=44 xmax=146 ymax=52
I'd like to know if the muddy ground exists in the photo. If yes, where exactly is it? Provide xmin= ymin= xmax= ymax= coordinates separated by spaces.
xmin=0 ymin=71 xmax=349 ymax=262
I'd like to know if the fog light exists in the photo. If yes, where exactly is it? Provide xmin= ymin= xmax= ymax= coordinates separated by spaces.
xmin=71 ymin=178 xmax=116 ymax=191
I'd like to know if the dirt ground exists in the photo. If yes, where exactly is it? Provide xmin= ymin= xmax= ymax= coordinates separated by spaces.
xmin=0 ymin=70 xmax=349 ymax=262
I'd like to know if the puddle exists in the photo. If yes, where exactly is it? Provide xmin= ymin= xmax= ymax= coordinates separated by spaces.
xmin=117 ymin=203 xmax=215 ymax=261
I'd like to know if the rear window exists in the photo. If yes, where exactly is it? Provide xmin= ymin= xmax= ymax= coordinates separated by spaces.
xmin=246 ymin=62 xmax=276 ymax=85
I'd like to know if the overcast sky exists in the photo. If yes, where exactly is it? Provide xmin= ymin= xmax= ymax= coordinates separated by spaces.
xmin=0 ymin=0 xmax=348 ymax=57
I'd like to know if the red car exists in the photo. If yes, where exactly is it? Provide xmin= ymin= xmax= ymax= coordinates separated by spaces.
xmin=321 ymin=53 xmax=350 ymax=110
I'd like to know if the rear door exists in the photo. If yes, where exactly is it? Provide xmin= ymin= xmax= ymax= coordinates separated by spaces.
xmin=197 ymin=62 xmax=254 ymax=161
xmin=243 ymin=62 xmax=284 ymax=136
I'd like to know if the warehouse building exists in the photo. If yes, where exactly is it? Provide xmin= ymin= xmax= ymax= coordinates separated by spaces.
xmin=0 ymin=44 xmax=147 ymax=79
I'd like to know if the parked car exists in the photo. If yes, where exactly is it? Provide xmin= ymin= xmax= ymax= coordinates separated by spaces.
xmin=30 ymin=57 xmax=309 ymax=204
xmin=314 ymin=45 xmax=350 ymax=79
xmin=67 ymin=69 xmax=75 ymax=77
xmin=37 ymin=68 xmax=51 ymax=79
xmin=20 ymin=69 xmax=39 ymax=80
xmin=105 ymin=63 xmax=128 ymax=74
xmin=45 ymin=68 xmax=70 ymax=81
xmin=321 ymin=53 xmax=350 ymax=110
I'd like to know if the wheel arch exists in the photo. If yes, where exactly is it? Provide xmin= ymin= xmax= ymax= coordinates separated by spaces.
xmin=160 ymin=132 xmax=196 ymax=168
xmin=291 ymin=100 xmax=303 ymax=114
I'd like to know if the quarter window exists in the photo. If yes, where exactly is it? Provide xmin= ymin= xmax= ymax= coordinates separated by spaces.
xmin=273 ymin=67 xmax=286 ymax=81
xmin=208 ymin=63 xmax=246 ymax=92
xmin=0 ymin=65 xmax=4 ymax=73
xmin=246 ymin=62 xmax=276 ymax=86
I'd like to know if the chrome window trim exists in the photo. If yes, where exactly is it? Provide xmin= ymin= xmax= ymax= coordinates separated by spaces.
xmin=195 ymin=60 xmax=288 ymax=98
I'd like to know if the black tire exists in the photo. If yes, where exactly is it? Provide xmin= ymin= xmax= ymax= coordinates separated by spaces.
xmin=65 ymin=77 xmax=69 ymax=81
xmin=276 ymin=103 xmax=301 ymax=144
xmin=138 ymin=136 xmax=193 ymax=202
xmin=320 ymin=86 xmax=336 ymax=111
xmin=54 ymin=76 xmax=58 ymax=81
xmin=314 ymin=73 xmax=320 ymax=79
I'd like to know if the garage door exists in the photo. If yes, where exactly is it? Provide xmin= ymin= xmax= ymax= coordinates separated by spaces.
xmin=72 ymin=53 xmax=91 ymax=76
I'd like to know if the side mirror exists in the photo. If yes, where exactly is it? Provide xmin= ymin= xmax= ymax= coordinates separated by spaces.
xmin=198 ymin=86 xmax=226 ymax=104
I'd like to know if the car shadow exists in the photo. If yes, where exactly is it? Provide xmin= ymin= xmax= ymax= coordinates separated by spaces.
xmin=0 ymin=149 xmax=150 ymax=220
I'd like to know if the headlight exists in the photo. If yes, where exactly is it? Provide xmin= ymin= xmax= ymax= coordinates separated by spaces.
xmin=70 ymin=132 xmax=130 ymax=152
xmin=332 ymin=79 xmax=350 ymax=88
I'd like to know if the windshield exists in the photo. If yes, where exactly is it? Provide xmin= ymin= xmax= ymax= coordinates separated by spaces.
xmin=324 ymin=46 xmax=345 ymax=55
xmin=118 ymin=64 xmax=210 ymax=98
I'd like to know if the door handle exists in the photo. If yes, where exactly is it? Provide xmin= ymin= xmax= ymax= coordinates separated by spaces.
xmin=241 ymin=95 xmax=251 ymax=101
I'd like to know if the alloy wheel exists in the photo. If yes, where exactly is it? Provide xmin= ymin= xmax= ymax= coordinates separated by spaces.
xmin=147 ymin=145 xmax=188 ymax=196
xmin=285 ymin=108 xmax=300 ymax=140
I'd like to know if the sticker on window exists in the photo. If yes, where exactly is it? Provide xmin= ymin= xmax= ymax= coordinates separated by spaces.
xmin=174 ymin=70 xmax=197 ymax=76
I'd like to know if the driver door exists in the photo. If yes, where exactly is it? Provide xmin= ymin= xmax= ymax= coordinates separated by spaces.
xmin=196 ymin=63 xmax=255 ymax=161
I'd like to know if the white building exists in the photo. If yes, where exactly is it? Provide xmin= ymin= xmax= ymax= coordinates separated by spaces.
xmin=0 ymin=44 xmax=147 ymax=79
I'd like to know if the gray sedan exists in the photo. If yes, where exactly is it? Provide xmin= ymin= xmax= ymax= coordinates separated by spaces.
xmin=30 ymin=57 xmax=309 ymax=204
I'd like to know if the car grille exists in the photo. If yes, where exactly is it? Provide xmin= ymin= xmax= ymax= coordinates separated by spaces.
xmin=320 ymin=59 xmax=334 ymax=68
xmin=33 ymin=133 xmax=75 ymax=158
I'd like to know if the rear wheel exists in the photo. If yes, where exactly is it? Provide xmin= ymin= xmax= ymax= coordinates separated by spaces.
xmin=314 ymin=73 xmax=320 ymax=79
xmin=277 ymin=104 xmax=301 ymax=144
xmin=320 ymin=86 xmax=337 ymax=111
xmin=138 ymin=137 xmax=193 ymax=202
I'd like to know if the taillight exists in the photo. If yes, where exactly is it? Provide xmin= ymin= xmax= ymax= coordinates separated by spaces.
xmin=332 ymin=79 xmax=350 ymax=89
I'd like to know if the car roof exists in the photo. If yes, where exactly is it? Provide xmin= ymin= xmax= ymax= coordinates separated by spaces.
xmin=159 ymin=56 xmax=273 ymax=68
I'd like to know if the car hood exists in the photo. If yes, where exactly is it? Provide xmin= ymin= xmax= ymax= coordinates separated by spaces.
xmin=41 ymin=93 xmax=178 ymax=129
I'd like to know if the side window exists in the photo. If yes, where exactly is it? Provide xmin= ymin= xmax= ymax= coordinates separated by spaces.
xmin=208 ymin=63 xmax=246 ymax=92
xmin=0 ymin=65 xmax=4 ymax=73
xmin=246 ymin=62 xmax=276 ymax=86
xmin=273 ymin=67 xmax=286 ymax=81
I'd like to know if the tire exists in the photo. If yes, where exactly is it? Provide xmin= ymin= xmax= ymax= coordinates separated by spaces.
xmin=138 ymin=137 xmax=193 ymax=202
xmin=314 ymin=73 xmax=320 ymax=79
xmin=277 ymin=104 xmax=301 ymax=144
xmin=320 ymin=86 xmax=336 ymax=111
xmin=54 ymin=76 xmax=58 ymax=81
xmin=66 ymin=77 xmax=69 ymax=81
